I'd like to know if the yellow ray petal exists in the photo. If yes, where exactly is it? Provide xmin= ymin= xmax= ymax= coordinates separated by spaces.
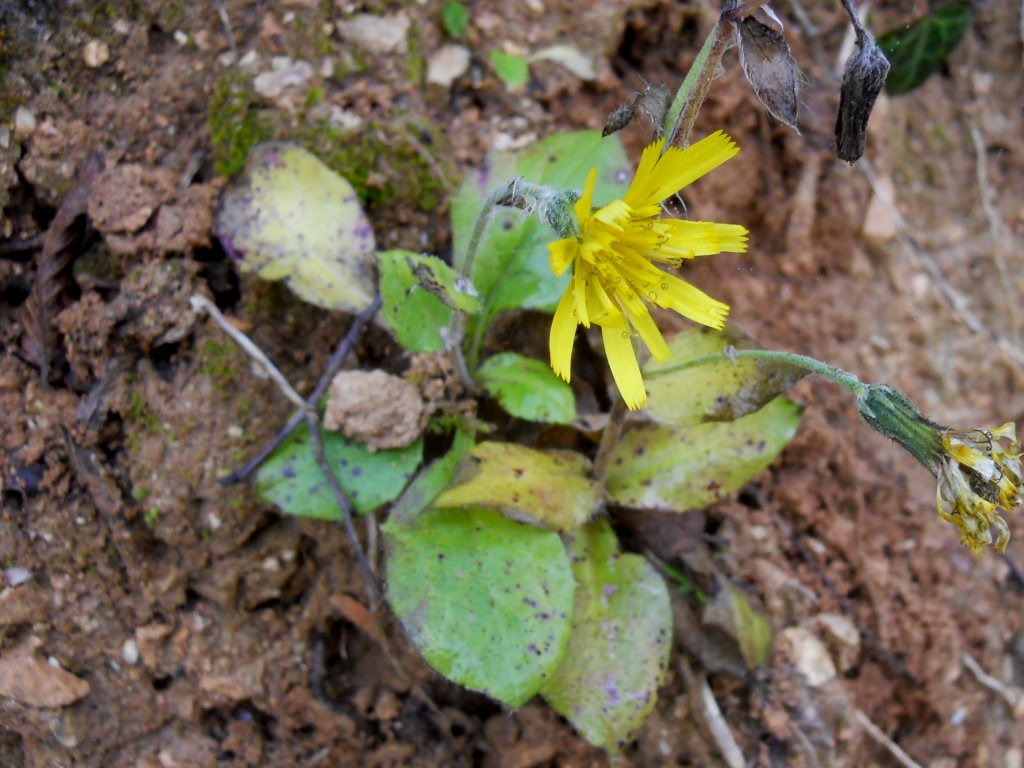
xmin=574 ymin=167 xmax=598 ymax=221
xmin=613 ymin=286 xmax=671 ymax=362
xmin=624 ymin=131 xmax=739 ymax=209
xmin=549 ymin=285 xmax=578 ymax=382
xmin=602 ymin=325 xmax=646 ymax=410
xmin=549 ymin=239 xmax=576 ymax=276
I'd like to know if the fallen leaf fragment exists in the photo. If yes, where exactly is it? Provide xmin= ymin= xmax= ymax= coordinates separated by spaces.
xmin=0 ymin=649 xmax=90 ymax=707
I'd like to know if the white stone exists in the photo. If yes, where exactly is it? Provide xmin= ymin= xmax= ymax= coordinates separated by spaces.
xmin=780 ymin=626 xmax=836 ymax=687
xmin=426 ymin=45 xmax=470 ymax=87
xmin=862 ymin=175 xmax=898 ymax=245
xmin=173 ymin=30 xmax=189 ymax=46
xmin=337 ymin=13 xmax=410 ymax=54
xmin=83 ymin=39 xmax=111 ymax=68
xmin=328 ymin=106 xmax=363 ymax=132
xmin=253 ymin=58 xmax=314 ymax=99
xmin=122 ymin=639 xmax=140 ymax=665
xmin=13 ymin=107 xmax=36 ymax=140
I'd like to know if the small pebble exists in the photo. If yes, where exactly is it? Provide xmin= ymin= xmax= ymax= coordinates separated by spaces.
xmin=14 ymin=107 xmax=36 ymax=140
xmin=122 ymin=639 xmax=140 ymax=665
xmin=83 ymin=39 xmax=111 ymax=68
xmin=427 ymin=45 xmax=470 ymax=87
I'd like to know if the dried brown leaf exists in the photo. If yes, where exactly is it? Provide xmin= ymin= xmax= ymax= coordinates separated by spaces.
xmin=22 ymin=152 xmax=105 ymax=384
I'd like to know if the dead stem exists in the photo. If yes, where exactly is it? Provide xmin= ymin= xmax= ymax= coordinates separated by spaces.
xmin=219 ymin=295 xmax=384 ymax=485
xmin=852 ymin=710 xmax=925 ymax=768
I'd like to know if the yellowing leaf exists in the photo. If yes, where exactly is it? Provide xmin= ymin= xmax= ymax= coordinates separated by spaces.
xmin=644 ymin=324 xmax=805 ymax=428
xmin=434 ymin=441 xmax=601 ymax=532
xmin=540 ymin=519 xmax=671 ymax=752
xmin=215 ymin=142 xmax=376 ymax=313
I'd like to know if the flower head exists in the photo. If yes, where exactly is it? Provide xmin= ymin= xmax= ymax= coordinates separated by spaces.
xmin=857 ymin=384 xmax=1022 ymax=555
xmin=936 ymin=423 xmax=1023 ymax=555
xmin=548 ymin=131 xmax=748 ymax=409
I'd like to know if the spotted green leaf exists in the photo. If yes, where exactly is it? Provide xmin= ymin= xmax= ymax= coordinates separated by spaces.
xmin=605 ymin=398 xmax=802 ymax=511
xmin=540 ymin=519 xmax=671 ymax=752
xmin=644 ymin=324 xmax=805 ymax=428
xmin=475 ymin=352 xmax=575 ymax=424
xmin=215 ymin=143 xmax=377 ymax=313
xmin=256 ymin=421 xmax=422 ymax=518
xmin=385 ymin=507 xmax=574 ymax=706
xmin=434 ymin=441 xmax=600 ymax=531
xmin=379 ymin=249 xmax=481 ymax=353
xmin=388 ymin=430 xmax=472 ymax=527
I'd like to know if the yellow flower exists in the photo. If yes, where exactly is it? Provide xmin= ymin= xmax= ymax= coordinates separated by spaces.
xmin=548 ymin=131 xmax=748 ymax=410
xmin=936 ymin=423 xmax=1023 ymax=556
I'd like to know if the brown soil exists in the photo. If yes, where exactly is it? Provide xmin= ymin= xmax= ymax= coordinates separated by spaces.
xmin=2 ymin=1 xmax=1024 ymax=766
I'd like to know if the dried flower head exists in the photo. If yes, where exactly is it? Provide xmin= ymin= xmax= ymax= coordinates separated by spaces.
xmin=548 ymin=132 xmax=748 ymax=409
xmin=937 ymin=423 xmax=1022 ymax=555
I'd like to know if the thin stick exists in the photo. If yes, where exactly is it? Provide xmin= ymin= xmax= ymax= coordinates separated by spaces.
xmin=852 ymin=710 xmax=925 ymax=768
xmin=680 ymin=659 xmax=745 ymax=768
xmin=962 ymin=653 xmax=1024 ymax=713
xmin=305 ymin=408 xmax=382 ymax=603
xmin=220 ymin=295 xmax=384 ymax=485
xmin=969 ymin=123 xmax=1019 ymax=347
xmin=220 ymin=410 xmax=304 ymax=485
xmin=190 ymin=295 xmax=304 ymax=407
xmin=214 ymin=0 xmax=238 ymax=62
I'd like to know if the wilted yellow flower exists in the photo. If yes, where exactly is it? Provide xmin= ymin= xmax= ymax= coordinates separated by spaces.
xmin=858 ymin=384 xmax=1022 ymax=555
xmin=548 ymin=132 xmax=748 ymax=410
xmin=936 ymin=423 xmax=1022 ymax=556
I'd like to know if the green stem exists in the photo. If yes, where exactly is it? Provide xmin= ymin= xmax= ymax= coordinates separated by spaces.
xmin=663 ymin=21 xmax=734 ymax=149
xmin=646 ymin=348 xmax=868 ymax=396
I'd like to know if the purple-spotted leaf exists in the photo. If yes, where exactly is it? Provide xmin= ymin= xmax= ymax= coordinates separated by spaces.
xmin=605 ymin=398 xmax=802 ymax=511
xmin=215 ymin=143 xmax=376 ymax=313
xmin=434 ymin=441 xmax=601 ymax=531
xmin=644 ymin=324 xmax=806 ymax=428
xmin=256 ymin=421 xmax=422 ymax=518
xmin=540 ymin=518 xmax=672 ymax=752
xmin=384 ymin=507 xmax=574 ymax=707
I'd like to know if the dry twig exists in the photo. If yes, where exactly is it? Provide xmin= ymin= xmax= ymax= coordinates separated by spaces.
xmin=679 ymin=658 xmax=746 ymax=768
xmin=852 ymin=709 xmax=924 ymax=768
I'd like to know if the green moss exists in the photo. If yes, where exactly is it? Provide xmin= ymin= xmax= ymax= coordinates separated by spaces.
xmin=198 ymin=338 xmax=241 ymax=392
xmin=131 ymin=484 xmax=150 ymax=502
xmin=296 ymin=120 xmax=446 ymax=212
xmin=144 ymin=506 xmax=161 ymax=530
xmin=208 ymin=70 xmax=271 ymax=178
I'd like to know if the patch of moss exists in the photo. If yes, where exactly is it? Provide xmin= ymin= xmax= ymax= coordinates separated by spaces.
xmin=297 ymin=120 xmax=446 ymax=212
xmin=208 ymin=70 xmax=271 ymax=178
xmin=198 ymin=338 xmax=241 ymax=392
xmin=131 ymin=484 xmax=150 ymax=502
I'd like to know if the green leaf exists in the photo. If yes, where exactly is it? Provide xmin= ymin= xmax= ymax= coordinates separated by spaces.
xmin=702 ymin=583 xmax=773 ymax=669
xmin=388 ymin=430 xmax=472 ymax=527
xmin=215 ymin=143 xmax=376 ymax=313
xmin=450 ymin=130 xmax=630 ymax=325
xmin=605 ymin=398 xmax=802 ymax=511
xmin=877 ymin=1 xmax=972 ymax=95
xmin=379 ymin=249 xmax=481 ymax=353
xmin=644 ymin=324 xmax=805 ymax=428
xmin=540 ymin=519 xmax=672 ymax=752
xmin=385 ymin=507 xmax=575 ymax=706
xmin=489 ymin=49 xmax=530 ymax=89
xmin=475 ymin=352 xmax=575 ymax=424
xmin=441 ymin=0 xmax=470 ymax=38
xmin=434 ymin=441 xmax=601 ymax=532
xmin=256 ymin=421 xmax=423 ymax=518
